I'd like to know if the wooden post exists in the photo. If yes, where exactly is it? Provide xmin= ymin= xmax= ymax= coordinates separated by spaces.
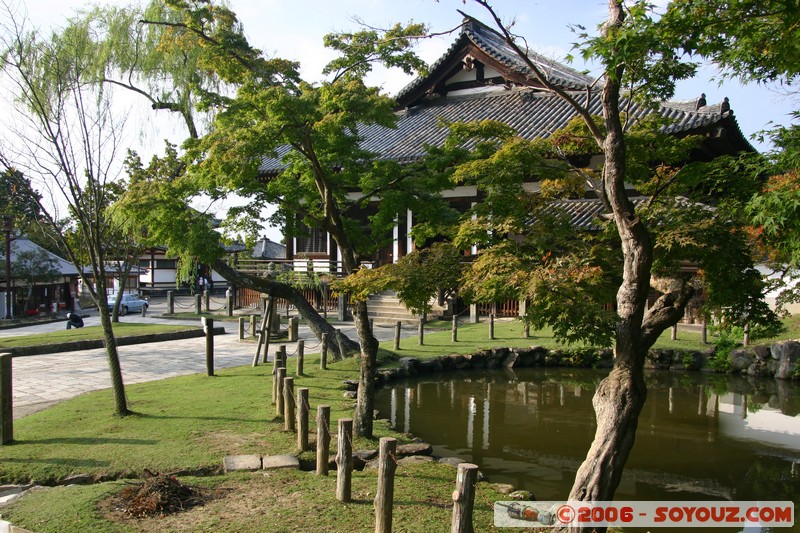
xmin=226 ymin=293 xmax=234 ymax=317
xmin=297 ymin=387 xmax=309 ymax=451
xmin=253 ymin=299 xmax=272 ymax=367
xmin=321 ymin=333 xmax=328 ymax=370
xmin=451 ymin=463 xmax=479 ymax=533
xmin=202 ymin=317 xmax=214 ymax=377
xmin=271 ymin=350 xmax=283 ymax=404
xmin=671 ymin=324 xmax=678 ymax=341
xmin=394 ymin=321 xmax=401 ymax=350
xmin=296 ymin=340 xmax=304 ymax=376
xmin=195 ymin=293 xmax=202 ymax=314
xmin=374 ymin=437 xmax=397 ymax=533
xmin=336 ymin=418 xmax=353 ymax=502
xmin=262 ymin=300 xmax=276 ymax=364
xmin=284 ymin=377 xmax=295 ymax=431
xmin=0 ymin=353 xmax=12 ymax=445
xmin=469 ymin=303 xmax=478 ymax=324
xmin=702 ymin=320 xmax=708 ymax=344
xmin=238 ymin=316 xmax=246 ymax=340
xmin=275 ymin=367 xmax=286 ymax=417
xmin=167 ymin=290 xmax=174 ymax=314
xmin=203 ymin=289 xmax=210 ymax=311
xmin=489 ymin=313 xmax=495 ymax=340
xmin=418 ymin=316 xmax=424 ymax=346
xmin=316 ymin=405 xmax=331 ymax=475
xmin=524 ymin=322 xmax=530 ymax=338
xmin=141 ymin=303 xmax=147 ymax=317
xmin=289 ymin=316 xmax=299 ymax=342
xmin=452 ymin=315 xmax=458 ymax=343
xmin=250 ymin=314 xmax=257 ymax=337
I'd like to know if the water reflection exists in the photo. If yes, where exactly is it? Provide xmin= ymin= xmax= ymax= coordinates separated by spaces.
xmin=375 ymin=369 xmax=800 ymax=504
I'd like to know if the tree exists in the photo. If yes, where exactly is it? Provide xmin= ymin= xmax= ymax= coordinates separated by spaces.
xmin=1 ymin=5 xmax=131 ymax=416
xmin=431 ymin=0 xmax=779 ymax=512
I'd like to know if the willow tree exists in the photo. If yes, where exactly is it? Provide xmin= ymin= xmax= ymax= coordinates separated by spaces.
xmin=1 ymin=7 xmax=130 ymax=415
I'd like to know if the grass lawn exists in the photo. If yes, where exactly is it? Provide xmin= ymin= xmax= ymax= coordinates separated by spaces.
xmin=1 ymin=315 xmax=797 ymax=531
xmin=0 ymin=323 xmax=199 ymax=350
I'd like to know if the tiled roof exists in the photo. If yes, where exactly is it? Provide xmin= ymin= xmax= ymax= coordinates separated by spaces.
xmin=540 ymin=197 xmax=649 ymax=231
xmin=252 ymin=237 xmax=286 ymax=259
xmin=258 ymin=89 xmax=742 ymax=173
xmin=396 ymin=15 xmax=593 ymax=102
xmin=9 ymin=237 xmax=81 ymax=276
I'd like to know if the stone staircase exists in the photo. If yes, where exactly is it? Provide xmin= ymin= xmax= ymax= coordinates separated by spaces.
xmin=366 ymin=291 xmax=448 ymax=325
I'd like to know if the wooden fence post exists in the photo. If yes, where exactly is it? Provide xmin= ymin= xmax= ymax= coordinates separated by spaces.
xmin=271 ymin=349 xmax=282 ymax=404
xmin=297 ymin=387 xmax=309 ymax=451
xmin=321 ymin=333 xmax=328 ymax=370
xmin=394 ymin=321 xmax=401 ymax=351
xmin=374 ymin=437 xmax=397 ymax=533
xmin=250 ymin=314 xmax=257 ymax=337
xmin=238 ymin=316 xmax=246 ymax=340
xmin=275 ymin=367 xmax=286 ymax=417
xmin=296 ymin=340 xmax=304 ymax=376
xmin=489 ymin=313 xmax=495 ymax=340
xmin=284 ymin=377 xmax=295 ymax=431
xmin=451 ymin=463 xmax=479 ymax=533
xmin=167 ymin=290 xmax=174 ymax=314
xmin=702 ymin=320 xmax=708 ymax=344
xmin=227 ymin=293 xmax=234 ymax=317
xmin=195 ymin=293 xmax=201 ymax=314
xmin=336 ymin=418 xmax=353 ymax=502
xmin=452 ymin=315 xmax=458 ymax=343
xmin=0 ymin=353 xmax=12 ymax=445
xmin=203 ymin=289 xmax=210 ymax=311
xmin=316 ymin=405 xmax=331 ymax=475
xmin=671 ymin=324 xmax=678 ymax=341
xmin=288 ymin=316 xmax=299 ymax=342
xmin=202 ymin=317 xmax=214 ymax=376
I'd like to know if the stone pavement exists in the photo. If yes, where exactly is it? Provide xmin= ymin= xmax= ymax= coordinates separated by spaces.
xmin=4 ymin=299 xmax=407 ymax=420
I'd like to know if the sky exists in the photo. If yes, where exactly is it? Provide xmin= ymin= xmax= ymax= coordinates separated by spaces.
xmin=8 ymin=0 xmax=799 ymax=239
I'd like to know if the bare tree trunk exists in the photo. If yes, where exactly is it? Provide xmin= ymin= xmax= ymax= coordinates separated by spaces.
xmin=213 ymin=259 xmax=358 ymax=357
xmin=353 ymin=299 xmax=378 ymax=437
xmin=97 ymin=297 xmax=130 ymax=416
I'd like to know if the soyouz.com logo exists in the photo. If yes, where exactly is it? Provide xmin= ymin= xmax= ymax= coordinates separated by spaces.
xmin=494 ymin=501 xmax=795 ymax=528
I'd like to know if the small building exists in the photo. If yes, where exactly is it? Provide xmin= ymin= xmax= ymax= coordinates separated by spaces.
xmin=0 ymin=237 xmax=82 ymax=318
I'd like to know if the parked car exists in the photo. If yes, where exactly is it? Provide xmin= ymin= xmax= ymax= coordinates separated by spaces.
xmin=108 ymin=294 xmax=148 ymax=316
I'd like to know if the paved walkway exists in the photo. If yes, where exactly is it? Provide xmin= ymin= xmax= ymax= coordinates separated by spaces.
xmin=4 ymin=298 xmax=406 ymax=420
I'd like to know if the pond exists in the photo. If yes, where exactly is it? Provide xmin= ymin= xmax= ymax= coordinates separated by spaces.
xmin=374 ymin=368 xmax=800 ymax=504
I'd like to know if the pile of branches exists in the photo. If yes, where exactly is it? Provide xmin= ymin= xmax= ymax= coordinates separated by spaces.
xmin=115 ymin=471 xmax=206 ymax=518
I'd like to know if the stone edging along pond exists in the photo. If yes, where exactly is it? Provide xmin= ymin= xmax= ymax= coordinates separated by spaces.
xmin=370 ymin=341 xmax=800 ymax=384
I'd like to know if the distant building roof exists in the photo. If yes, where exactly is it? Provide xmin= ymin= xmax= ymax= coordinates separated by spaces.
xmin=252 ymin=237 xmax=286 ymax=259
xmin=5 ymin=237 xmax=81 ymax=276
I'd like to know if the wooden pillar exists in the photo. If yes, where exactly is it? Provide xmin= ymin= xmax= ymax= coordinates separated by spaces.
xmin=489 ymin=313 xmax=495 ymax=340
xmin=451 ymin=463 xmax=479 ymax=533
xmin=203 ymin=289 xmax=210 ymax=311
xmin=194 ymin=293 xmax=201 ymax=314
xmin=226 ymin=293 xmax=234 ymax=317
xmin=337 ymin=293 xmax=347 ymax=322
xmin=284 ymin=377 xmax=295 ymax=431
xmin=202 ymin=317 xmax=214 ymax=377
xmin=316 ymin=405 xmax=331 ymax=475
xmin=0 ymin=353 xmax=12 ymax=445
xmin=469 ymin=303 xmax=478 ymax=324
xmin=452 ymin=315 xmax=458 ymax=343
xmin=250 ymin=314 xmax=257 ymax=337
xmin=296 ymin=340 xmax=304 ymax=376
xmin=374 ymin=437 xmax=397 ymax=533
xmin=297 ymin=388 xmax=309 ymax=452
xmin=394 ymin=321 xmax=401 ymax=350
xmin=275 ymin=367 xmax=286 ymax=417
xmin=702 ymin=320 xmax=708 ymax=344
xmin=238 ymin=316 xmax=246 ymax=340
xmin=288 ymin=316 xmax=299 ymax=342
xmin=167 ymin=290 xmax=174 ymax=314
xmin=321 ymin=333 xmax=328 ymax=370
xmin=336 ymin=418 xmax=353 ymax=502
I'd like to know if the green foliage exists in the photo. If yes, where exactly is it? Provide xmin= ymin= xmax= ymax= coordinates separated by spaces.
xmin=708 ymin=331 xmax=737 ymax=372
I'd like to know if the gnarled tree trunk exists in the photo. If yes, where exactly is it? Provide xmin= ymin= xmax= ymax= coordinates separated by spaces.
xmin=213 ymin=259 xmax=359 ymax=358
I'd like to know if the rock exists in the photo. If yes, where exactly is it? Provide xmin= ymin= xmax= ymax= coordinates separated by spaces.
xmin=775 ymin=343 xmax=800 ymax=380
xmin=753 ymin=345 xmax=771 ymax=361
xmin=262 ymin=454 xmax=299 ymax=470
xmin=509 ymin=490 xmax=534 ymax=501
xmin=397 ymin=456 xmax=435 ymax=465
xmin=61 ymin=474 xmax=93 ymax=485
xmin=437 ymin=457 xmax=467 ymax=468
xmin=364 ymin=458 xmax=381 ymax=470
xmin=747 ymin=361 xmax=771 ymax=378
xmin=354 ymin=449 xmax=378 ymax=462
xmin=398 ymin=357 xmax=420 ymax=375
xmin=342 ymin=380 xmax=359 ymax=391
xmin=343 ymin=391 xmax=357 ymax=399
xmin=730 ymin=349 xmax=755 ymax=373
xmin=418 ymin=359 xmax=443 ymax=373
xmin=493 ymin=483 xmax=516 ymax=494
xmin=223 ymin=455 xmax=262 ymax=472
xmin=397 ymin=442 xmax=433 ymax=457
